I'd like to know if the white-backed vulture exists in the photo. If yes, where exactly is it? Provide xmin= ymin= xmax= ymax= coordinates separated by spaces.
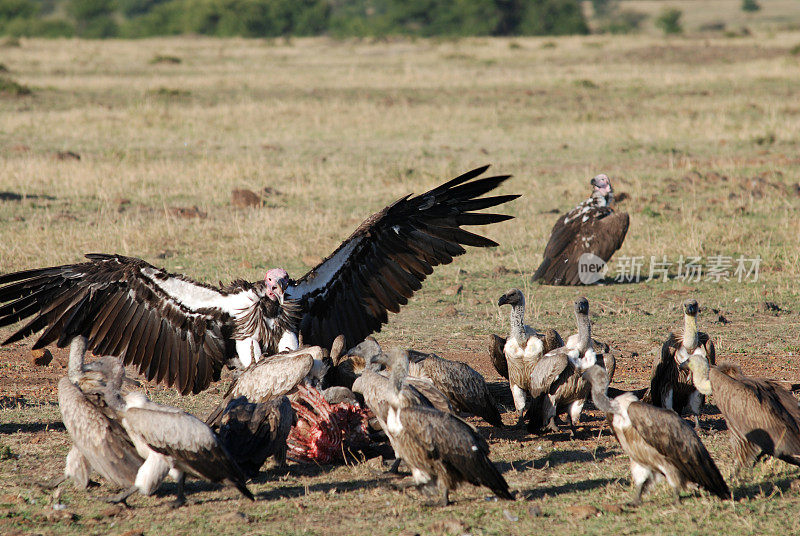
xmin=578 ymin=353 xmax=730 ymax=504
xmin=496 ymin=288 xmax=564 ymax=424
xmin=532 ymin=173 xmax=629 ymax=286
xmin=205 ymin=346 xmax=327 ymax=427
xmin=407 ymin=350 xmax=504 ymax=427
xmin=0 ymin=167 xmax=518 ymax=394
xmin=644 ymin=299 xmax=715 ymax=430
xmin=214 ymin=395 xmax=294 ymax=479
xmin=525 ymin=297 xmax=614 ymax=436
xmin=682 ymin=354 xmax=800 ymax=473
xmin=53 ymin=336 xmax=144 ymax=490
xmin=84 ymin=357 xmax=253 ymax=507
xmin=381 ymin=349 xmax=513 ymax=505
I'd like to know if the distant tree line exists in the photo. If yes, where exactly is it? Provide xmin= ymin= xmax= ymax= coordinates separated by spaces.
xmin=0 ymin=0 xmax=590 ymax=38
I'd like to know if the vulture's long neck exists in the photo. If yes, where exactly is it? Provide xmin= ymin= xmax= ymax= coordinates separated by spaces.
xmin=387 ymin=352 xmax=409 ymax=406
xmin=683 ymin=313 xmax=699 ymax=351
xmin=584 ymin=365 xmax=614 ymax=414
xmin=67 ymin=336 xmax=88 ymax=383
xmin=575 ymin=310 xmax=592 ymax=354
xmin=509 ymin=299 xmax=527 ymax=346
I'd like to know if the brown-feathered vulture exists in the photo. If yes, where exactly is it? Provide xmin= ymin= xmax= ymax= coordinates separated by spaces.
xmin=496 ymin=288 xmax=564 ymax=424
xmin=644 ymin=299 xmax=715 ymax=430
xmin=532 ymin=174 xmax=628 ymax=286
xmin=577 ymin=352 xmax=730 ymax=505
xmin=81 ymin=357 xmax=253 ymax=507
xmin=0 ymin=166 xmax=518 ymax=395
xmin=525 ymin=297 xmax=615 ymax=436
xmin=682 ymin=354 xmax=800 ymax=473
xmin=407 ymin=350 xmax=504 ymax=428
xmin=381 ymin=349 xmax=513 ymax=506
xmin=52 ymin=342 xmax=144 ymax=491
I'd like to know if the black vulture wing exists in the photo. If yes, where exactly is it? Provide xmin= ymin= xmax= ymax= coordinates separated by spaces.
xmin=286 ymin=166 xmax=518 ymax=349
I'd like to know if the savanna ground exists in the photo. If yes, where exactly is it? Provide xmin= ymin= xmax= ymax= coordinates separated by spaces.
xmin=2 ymin=1 xmax=800 ymax=534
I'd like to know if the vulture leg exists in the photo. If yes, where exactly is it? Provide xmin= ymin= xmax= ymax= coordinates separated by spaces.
xmin=567 ymin=400 xmax=584 ymax=439
xmin=105 ymin=485 xmax=138 ymax=506
xmin=672 ymin=488 xmax=683 ymax=505
xmin=388 ymin=458 xmax=403 ymax=474
xmin=426 ymin=481 xmax=449 ymax=507
xmin=628 ymin=462 xmax=652 ymax=507
xmin=169 ymin=473 xmax=187 ymax=509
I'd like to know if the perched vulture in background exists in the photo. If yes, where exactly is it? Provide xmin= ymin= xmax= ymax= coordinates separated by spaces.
xmin=532 ymin=174 xmax=628 ymax=286
xmin=0 ymin=166 xmax=518 ymax=395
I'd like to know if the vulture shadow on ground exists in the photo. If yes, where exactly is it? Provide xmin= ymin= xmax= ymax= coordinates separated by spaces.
xmin=0 ymin=421 xmax=65 ymax=435
xmin=733 ymin=475 xmax=800 ymax=501
xmin=519 ymin=477 xmax=616 ymax=500
xmin=256 ymin=477 xmax=385 ymax=501
xmin=497 ymin=447 xmax=615 ymax=474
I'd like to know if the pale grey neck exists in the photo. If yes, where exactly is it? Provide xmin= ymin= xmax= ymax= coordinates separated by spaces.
xmin=67 ymin=336 xmax=88 ymax=383
xmin=575 ymin=313 xmax=592 ymax=353
xmin=586 ymin=366 xmax=614 ymax=414
xmin=509 ymin=302 xmax=527 ymax=345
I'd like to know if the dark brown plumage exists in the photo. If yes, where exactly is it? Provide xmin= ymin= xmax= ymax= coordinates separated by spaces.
xmin=644 ymin=299 xmax=715 ymax=430
xmin=532 ymin=174 xmax=628 ymax=286
xmin=582 ymin=362 xmax=730 ymax=504
xmin=408 ymin=350 xmax=504 ymax=427
xmin=214 ymin=395 xmax=294 ymax=479
xmin=683 ymin=356 xmax=800 ymax=472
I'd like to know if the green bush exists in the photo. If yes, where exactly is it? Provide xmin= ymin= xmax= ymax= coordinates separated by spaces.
xmin=516 ymin=0 xmax=588 ymax=36
xmin=741 ymin=0 xmax=760 ymax=13
xmin=0 ymin=0 xmax=37 ymax=22
xmin=655 ymin=7 xmax=682 ymax=35
xmin=597 ymin=8 xmax=646 ymax=34
xmin=3 ymin=16 xmax=74 ymax=36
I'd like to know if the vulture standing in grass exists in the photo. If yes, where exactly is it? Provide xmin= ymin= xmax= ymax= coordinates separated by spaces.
xmin=525 ymin=297 xmax=614 ymax=436
xmin=406 ymin=350 xmax=503 ymax=427
xmin=214 ymin=395 xmax=294 ymax=479
xmin=645 ymin=299 xmax=715 ymax=430
xmin=83 ymin=357 xmax=253 ymax=507
xmin=0 ymin=166 xmax=517 ymax=395
xmin=381 ymin=349 xmax=513 ymax=506
xmin=682 ymin=354 xmax=800 ymax=473
xmin=496 ymin=288 xmax=564 ymax=424
xmin=578 ymin=351 xmax=730 ymax=505
xmin=532 ymin=174 xmax=629 ymax=286
xmin=52 ymin=339 xmax=144 ymax=491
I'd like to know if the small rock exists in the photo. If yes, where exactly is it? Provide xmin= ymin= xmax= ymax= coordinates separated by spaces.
xmin=602 ymin=502 xmax=624 ymax=514
xmin=100 ymin=505 xmax=127 ymax=518
xmin=493 ymin=265 xmax=511 ymax=275
xmin=113 ymin=197 xmax=131 ymax=207
xmin=440 ymin=305 xmax=458 ymax=317
xmin=55 ymin=151 xmax=80 ymax=161
xmin=44 ymin=509 xmax=76 ymax=522
xmin=30 ymin=348 xmax=52 ymax=367
xmin=443 ymin=284 xmax=463 ymax=296
xmin=528 ymin=504 xmax=543 ymax=517
xmin=231 ymin=188 xmax=262 ymax=208
xmin=565 ymin=504 xmax=600 ymax=519
xmin=221 ymin=511 xmax=250 ymax=523
xmin=430 ymin=519 xmax=467 ymax=535
xmin=502 ymin=509 xmax=518 ymax=522
xmin=364 ymin=456 xmax=387 ymax=472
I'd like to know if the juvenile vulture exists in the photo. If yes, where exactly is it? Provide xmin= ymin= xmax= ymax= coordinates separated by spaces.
xmin=682 ymin=355 xmax=800 ymax=473
xmin=214 ymin=395 xmax=294 ymax=479
xmin=84 ymin=357 xmax=253 ymax=507
xmin=407 ymin=350 xmax=503 ymax=427
xmin=496 ymin=288 xmax=564 ymax=424
xmin=525 ymin=297 xmax=614 ymax=436
xmin=645 ymin=299 xmax=715 ymax=430
xmin=532 ymin=174 xmax=629 ymax=286
xmin=0 ymin=166 xmax=518 ymax=394
xmin=205 ymin=346 xmax=327 ymax=427
xmin=52 ymin=337 xmax=144 ymax=491
xmin=578 ymin=352 xmax=730 ymax=505
xmin=381 ymin=349 xmax=513 ymax=505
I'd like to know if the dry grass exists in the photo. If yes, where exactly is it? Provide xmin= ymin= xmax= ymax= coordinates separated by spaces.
xmin=2 ymin=13 xmax=800 ymax=536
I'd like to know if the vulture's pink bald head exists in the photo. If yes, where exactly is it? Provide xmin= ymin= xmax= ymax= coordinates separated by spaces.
xmin=590 ymin=174 xmax=612 ymax=196
xmin=265 ymin=268 xmax=289 ymax=302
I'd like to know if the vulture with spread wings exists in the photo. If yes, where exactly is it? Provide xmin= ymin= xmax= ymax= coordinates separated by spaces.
xmin=532 ymin=174 xmax=628 ymax=286
xmin=0 ymin=166 xmax=518 ymax=395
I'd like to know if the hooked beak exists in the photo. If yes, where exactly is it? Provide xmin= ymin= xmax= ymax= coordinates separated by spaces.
xmin=497 ymin=295 xmax=509 ymax=307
